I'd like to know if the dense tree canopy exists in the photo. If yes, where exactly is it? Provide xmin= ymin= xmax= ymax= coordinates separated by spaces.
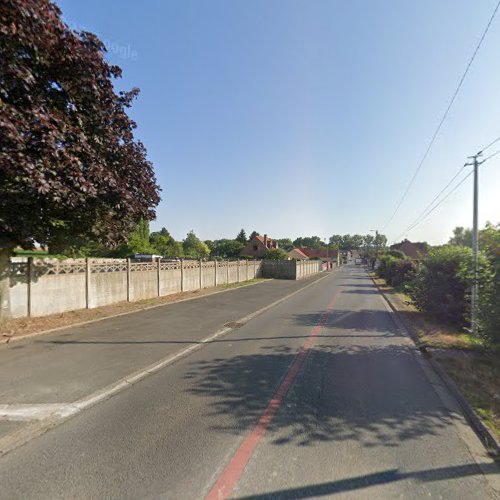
xmin=293 ymin=236 xmax=323 ymax=249
xmin=277 ymin=238 xmax=294 ymax=251
xmin=0 ymin=0 xmax=160 ymax=250
xmin=210 ymin=239 xmax=244 ymax=259
xmin=183 ymin=231 xmax=210 ymax=259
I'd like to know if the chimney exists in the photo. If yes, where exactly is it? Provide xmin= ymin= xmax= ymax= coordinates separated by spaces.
xmin=264 ymin=234 xmax=268 ymax=247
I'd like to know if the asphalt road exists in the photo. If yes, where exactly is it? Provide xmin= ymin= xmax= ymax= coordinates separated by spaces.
xmin=0 ymin=265 xmax=497 ymax=499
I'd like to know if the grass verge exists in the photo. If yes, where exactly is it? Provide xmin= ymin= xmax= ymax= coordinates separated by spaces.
xmin=371 ymin=273 xmax=500 ymax=444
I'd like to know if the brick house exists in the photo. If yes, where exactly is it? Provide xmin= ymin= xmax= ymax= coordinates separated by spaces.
xmin=240 ymin=234 xmax=279 ymax=258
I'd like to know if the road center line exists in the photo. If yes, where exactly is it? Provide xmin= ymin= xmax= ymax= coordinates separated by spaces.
xmin=205 ymin=290 xmax=342 ymax=500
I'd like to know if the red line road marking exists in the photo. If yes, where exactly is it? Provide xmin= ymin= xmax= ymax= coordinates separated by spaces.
xmin=205 ymin=290 xmax=342 ymax=500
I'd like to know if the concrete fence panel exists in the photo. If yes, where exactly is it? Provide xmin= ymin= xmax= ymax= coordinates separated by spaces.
xmin=7 ymin=256 xmax=320 ymax=319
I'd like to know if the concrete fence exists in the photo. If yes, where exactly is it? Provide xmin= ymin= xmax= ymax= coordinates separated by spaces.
xmin=8 ymin=257 xmax=323 ymax=319
xmin=261 ymin=259 xmax=323 ymax=279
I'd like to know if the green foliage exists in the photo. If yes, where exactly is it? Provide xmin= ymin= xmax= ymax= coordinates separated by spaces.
xmin=408 ymin=246 xmax=490 ymax=327
xmin=264 ymin=248 xmax=288 ymax=260
xmin=236 ymin=229 xmax=247 ymax=245
xmin=248 ymin=231 xmax=259 ymax=241
xmin=183 ymin=231 xmax=210 ymax=259
xmin=293 ymin=236 xmax=323 ymax=249
xmin=449 ymin=226 xmax=473 ymax=247
xmin=384 ymin=249 xmax=406 ymax=259
xmin=478 ymin=222 xmax=500 ymax=345
xmin=149 ymin=227 xmax=183 ymax=258
xmin=330 ymin=233 xmax=387 ymax=252
xmin=377 ymin=254 xmax=416 ymax=289
xmin=0 ymin=0 xmax=160 ymax=250
xmin=277 ymin=238 xmax=294 ymax=252
xmin=210 ymin=239 xmax=244 ymax=259
xmin=329 ymin=234 xmax=364 ymax=250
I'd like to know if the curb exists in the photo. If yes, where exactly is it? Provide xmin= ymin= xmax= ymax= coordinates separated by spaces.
xmin=370 ymin=273 xmax=500 ymax=457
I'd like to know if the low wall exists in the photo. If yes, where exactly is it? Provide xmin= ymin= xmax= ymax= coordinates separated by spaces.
xmin=261 ymin=259 xmax=322 ymax=280
xmin=8 ymin=256 xmax=322 ymax=319
xmin=8 ymin=258 xmax=265 ymax=319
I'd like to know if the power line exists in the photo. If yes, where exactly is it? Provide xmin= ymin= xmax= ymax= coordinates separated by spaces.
xmin=394 ymin=163 xmax=468 ymax=241
xmin=481 ymin=147 xmax=500 ymax=162
xmin=478 ymin=134 xmax=500 ymax=153
xmin=393 ymin=143 xmax=499 ymax=242
xmin=382 ymin=0 xmax=500 ymax=231
xmin=393 ymin=168 xmax=473 ymax=242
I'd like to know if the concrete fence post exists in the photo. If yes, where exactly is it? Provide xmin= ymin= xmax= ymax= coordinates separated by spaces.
xmin=180 ymin=258 xmax=184 ymax=292
xmin=214 ymin=259 xmax=218 ymax=287
xmin=254 ymin=259 xmax=256 ymax=278
xmin=157 ymin=258 xmax=161 ymax=297
xmin=246 ymin=259 xmax=249 ymax=281
xmin=237 ymin=259 xmax=240 ymax=282
xmin=27 ymin=257 xmax=33 ymax=317
xmin=85 ymin=258 xmax=91 ymax=308
xmin=226 ymin=260 xmax=229 ymax=284
xmin=199 ymin=259 xmax=203 ymax=289
xmin=126 ymin=258 xmax=131 ymax=302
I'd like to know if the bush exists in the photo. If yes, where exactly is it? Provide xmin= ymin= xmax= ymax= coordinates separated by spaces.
xmin=264 ymin=248 xmax=288 ymax=260
xmin=408 ymin=246 xmax=490 ymax=327
xmin=377 ymin=254 xmax=416 ymax=288
xmin=385 ymin=249 xmax=407 ymax=259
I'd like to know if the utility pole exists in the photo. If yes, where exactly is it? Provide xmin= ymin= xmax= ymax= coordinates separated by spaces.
xmin=466 ymin=153 xmax=482 ymax=336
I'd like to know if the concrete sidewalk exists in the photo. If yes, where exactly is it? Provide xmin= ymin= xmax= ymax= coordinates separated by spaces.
xmin=0 ymin=273 xmax=328 ymax=434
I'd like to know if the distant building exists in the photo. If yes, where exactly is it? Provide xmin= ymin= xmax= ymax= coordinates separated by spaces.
xmin=390 ymin=240 xmax=428 ymax=261
xmin=287 ymin=248 xmax=309 ymax=260
xmin=297 ymin=247 xmax=339 ymax=264
xmin=240 ymin=234 xmax=278 ymax=258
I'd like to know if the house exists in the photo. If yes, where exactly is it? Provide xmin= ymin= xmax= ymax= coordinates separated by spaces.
xmin=390 ymin=240 xmax=428 ymax=261
xmin=298 ymin=247 xmax=339 ymax=269
xmin=240 ymin=234 xmax=278 ymax=258
xmin=298 ymin=247 xmax=339 ymax=262
xmin=287 ymin=248 xmax=309 ymax=260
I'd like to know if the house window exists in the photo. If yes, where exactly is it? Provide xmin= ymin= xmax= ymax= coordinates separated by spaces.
xmin=253 ymin=245 xmax=258 ymax=251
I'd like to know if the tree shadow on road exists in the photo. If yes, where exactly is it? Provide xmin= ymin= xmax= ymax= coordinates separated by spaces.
xmin=183 ymin=342 xmax=452 ymax=449
xmin=292 ymin=308 xmax=401 ymax=336
xmin=235 ymin=462 xmax=499 ymax=499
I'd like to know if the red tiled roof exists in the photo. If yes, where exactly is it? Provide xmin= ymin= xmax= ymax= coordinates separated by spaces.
xmin=298 ymin=247 xmax=338 ymax=260
xmin=390 ymin=241 xmax=428 ymax=260
xmin=288 ymin=248 xmax=309 ymax=259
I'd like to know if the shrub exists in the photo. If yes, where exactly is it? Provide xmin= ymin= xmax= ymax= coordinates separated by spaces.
xmin=408 ymin=246 xmax=490 ymax=327
xmin=264 ymin=248 xmax=288 ymax=260
xmin=377 ymin=254 xmax=416 ymax=288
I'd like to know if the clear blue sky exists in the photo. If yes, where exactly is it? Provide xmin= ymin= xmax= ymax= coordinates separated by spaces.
xmin=57 ymin=0 xmax=500 ymax=245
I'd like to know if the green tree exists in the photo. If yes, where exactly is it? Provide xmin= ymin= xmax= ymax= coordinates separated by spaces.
xmin=449 ymin=226 xmax=473 ymax=247
xmin=293 ymin=236 xmax=322 ymax=249
xmin=264 ymin=248 xmax=288 ymax=260
xmin=0 ymin=0 xmax=160 ymax=318
xmin=211 ymin=239 xmax=244 ymax=259
xmin=183 ymin=231 xmax=210 ymax=259
xmin=478 ymin=222 xmax=500 ymax=344
xmin=409 ymin=246 xmax=490 ymax=327
xmin=248 ymin=231 xmax=259 ymax=241
xmin=149 ymin=227 xmax=183 ymax=258
xmin=277 ymin=238 xmax=294 ymax=251
xmin=236 ymin=229 xmax=247 ymax=245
